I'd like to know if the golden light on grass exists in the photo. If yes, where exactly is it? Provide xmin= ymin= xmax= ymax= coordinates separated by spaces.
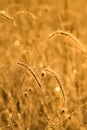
xmin=0 ymin=1 xmax=87 ymax=129
xmin=55 ymin=86 xmax=60 ymax=92
xmin=14 ymin=40 xmax=20 ymax=46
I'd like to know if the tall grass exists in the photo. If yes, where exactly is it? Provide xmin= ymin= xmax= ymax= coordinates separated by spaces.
xmin=0 ymin=1 xmax=87 ymax=130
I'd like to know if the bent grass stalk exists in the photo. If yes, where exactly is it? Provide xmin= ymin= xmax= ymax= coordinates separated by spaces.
xmin=0 ymin=10 xmax=37 ymax=28
xmin=43 ymin=68 xmax=66 ymax=102
xmin=0 ymin=11 xmax=16 ymax=27
xmin=17 ymin=63 xmax=50 ymax=122
xmin=15 ymin=11 xmax=37 ymax=20
xmin=17 ymin=62 xmax=42 ymax=89
xmin=48 ymin=30 xmax=86 ymax=53
xmin=3 ymin=61 xmax=43 ymax=128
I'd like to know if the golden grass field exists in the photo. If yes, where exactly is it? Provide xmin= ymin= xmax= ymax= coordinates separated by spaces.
xmin=0 ymin=0 xmax=87 ymax=130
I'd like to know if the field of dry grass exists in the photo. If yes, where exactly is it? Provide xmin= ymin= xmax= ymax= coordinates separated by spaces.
xmin=0 ymin=0 xmax=87 ymax=130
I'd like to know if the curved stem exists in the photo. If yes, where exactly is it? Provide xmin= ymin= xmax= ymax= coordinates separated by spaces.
xmin=49 ymin=30 xmax=86 ymax=53
xmin=43 ymin=68 xmax=66 ymax=102
xmin=17 ymin=62 xmax=42 ymax=89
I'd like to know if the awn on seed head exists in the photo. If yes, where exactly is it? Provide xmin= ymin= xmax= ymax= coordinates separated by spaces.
xmin=0 ymin=10 xmax=37 ymax=28
xmin=42 ymin=68 xmax=66 ymax=103
xmin=48 ymin=30 xmax=86 ymax=53
xmin=17 ymin=62 xmax=50 ymax=121
xmin=0 ymin=10 xmax=16 ymax=27
xmin=15 ymin=11 xmax=37 ymax=20
xmin=17 ymin=62 xmax=42 ymax=89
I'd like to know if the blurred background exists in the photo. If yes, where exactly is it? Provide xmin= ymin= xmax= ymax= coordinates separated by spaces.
xmin=0 ymin=0 xmax=87 ymax=130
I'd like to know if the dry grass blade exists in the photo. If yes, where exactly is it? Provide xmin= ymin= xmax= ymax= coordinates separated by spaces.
xmin=15 ymin=11 xmax=37 ymax=20
xmin=78 ymin=110 xmax=87 ymax=130
xmin=0 ymin=11 xmax=14 ymax=22
xmin=43 ymin=68 xmax=66 ymax=102
xmin=48 ymin=30 xmax=86 ymax=53
xmin=17 ymin=62 xmax=42 ymax=89
xmin=0 ymin=10 xmax=16 ymax=27
xmin=11 ymin=75 xmax=25 ymax=128
xmin=56 ymin=101 xmax=87 ymax=128
xmin=0 ymin=75 xmax=26 ymax=129
xmin=16 ymin=63 xmax=51 ymax=123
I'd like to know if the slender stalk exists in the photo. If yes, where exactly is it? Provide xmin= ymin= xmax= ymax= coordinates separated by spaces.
xmin=0 ymin=11 xmax=16 ymax=27
xmin=15 ymin=11 xmax=37 ymax=20
xmin=17 ymin=62 xmax=42 ymax=89
xmin=11 ymin=75 xmax=25 ymax=126
xmin=48 ymin=30 xmax=86 ymax=53
xmin=43 ymin=68 xmax=66 ymax=102
xmin=78 ymin=110 xmax=87 ymax=130
xmin=55 ymin=101 xmax=87 ymax=128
